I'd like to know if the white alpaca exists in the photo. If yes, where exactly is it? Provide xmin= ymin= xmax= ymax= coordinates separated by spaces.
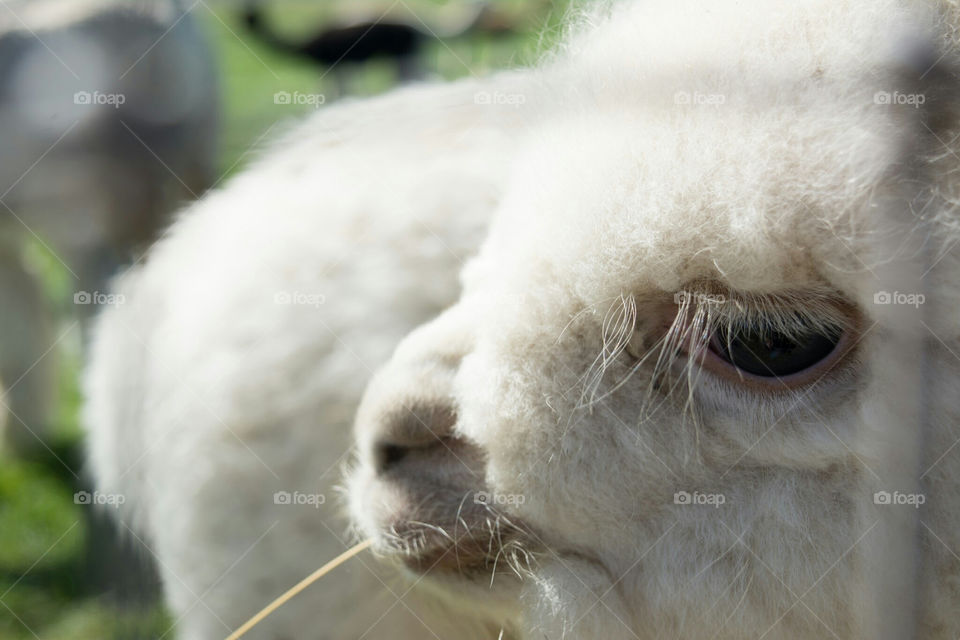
xmin=85 ymin=1 xmax=960 ymax=639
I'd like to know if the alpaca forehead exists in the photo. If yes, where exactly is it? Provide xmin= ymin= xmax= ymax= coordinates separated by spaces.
xmin=499 ymin=0 xmax=943 ymax=297
xmin=562 ymin=0 xmax=934 ymax=80
xmin=487 ymin=101 xmax=898 ymax=304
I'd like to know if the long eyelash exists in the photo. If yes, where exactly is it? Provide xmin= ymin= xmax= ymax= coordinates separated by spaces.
xmin=575 ymin=285 xmax=850 ymax=426
xmin=709 ymin=292 xmax=850 ymax=342
xmin=576 ymin=293 xmax=637 ymax=410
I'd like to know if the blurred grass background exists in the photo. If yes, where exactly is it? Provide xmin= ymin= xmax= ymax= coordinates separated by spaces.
xmin=0 ymin=1 xmax=572 ymax=638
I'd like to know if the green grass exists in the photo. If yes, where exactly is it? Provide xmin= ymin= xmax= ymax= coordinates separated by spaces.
xmin=0 ymin=1 xmax=573 ymax=637
xmin=0 ymin=459 xmax=136 ymax=640
xmin=205 ymin=0 xmax=572 ymax=177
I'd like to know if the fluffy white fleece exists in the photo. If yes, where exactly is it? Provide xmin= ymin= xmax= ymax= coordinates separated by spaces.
xmin=85 ymin=1 xmax=960 ymax=639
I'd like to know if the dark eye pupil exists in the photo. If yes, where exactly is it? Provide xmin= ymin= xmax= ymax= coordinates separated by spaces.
xmin=711 ymin=325 xmax=839 ymax=377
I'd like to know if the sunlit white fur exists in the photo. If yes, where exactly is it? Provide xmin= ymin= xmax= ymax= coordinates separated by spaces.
xmin=85 ymin=1 xmax=960 ymax=639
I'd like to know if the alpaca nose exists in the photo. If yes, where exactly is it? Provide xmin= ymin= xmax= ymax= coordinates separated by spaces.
xmin=371 ymin=400 xmax=458 ymax=474
xmin=355 ymin=304 xmax=479 ymax=477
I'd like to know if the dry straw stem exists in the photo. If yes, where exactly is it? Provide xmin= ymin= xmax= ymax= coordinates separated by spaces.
xmin=224 ymin=539 xmax=374 ymax=640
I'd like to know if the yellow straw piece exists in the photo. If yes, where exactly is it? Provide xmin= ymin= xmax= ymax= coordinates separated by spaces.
xmin=224 ymin=538 xmax=374 ymax=640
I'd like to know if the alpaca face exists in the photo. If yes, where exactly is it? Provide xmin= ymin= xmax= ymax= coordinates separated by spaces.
xmin=351 ymin=113 xmax=880 ymax=638
xmin=350 ymin=3 xmax=960 ymax=638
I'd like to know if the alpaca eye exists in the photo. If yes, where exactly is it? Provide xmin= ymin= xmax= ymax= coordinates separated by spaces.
xmin=709 ymin=323 xmax=841 ymax=378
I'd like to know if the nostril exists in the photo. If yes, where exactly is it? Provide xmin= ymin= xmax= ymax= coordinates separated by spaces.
xmin=368 ymin=401 xmax=459 ymax=474
xmin=377 ymin=443 xmax=409 ymax=471
xmin=375 ymin=439 xmax=438 ymax=474
xmin=373 ymin=433 xmax=456 ymax=474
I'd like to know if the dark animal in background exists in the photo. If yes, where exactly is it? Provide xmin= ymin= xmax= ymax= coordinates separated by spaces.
xmin=242 ymin=1 xmax=515 ymax=91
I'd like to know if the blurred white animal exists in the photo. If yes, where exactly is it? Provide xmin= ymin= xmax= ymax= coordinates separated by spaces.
xmin=0 ymin=0 xmax=217 ymax=450
xmin=85 ymin=1 xmax=960 ymax=639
